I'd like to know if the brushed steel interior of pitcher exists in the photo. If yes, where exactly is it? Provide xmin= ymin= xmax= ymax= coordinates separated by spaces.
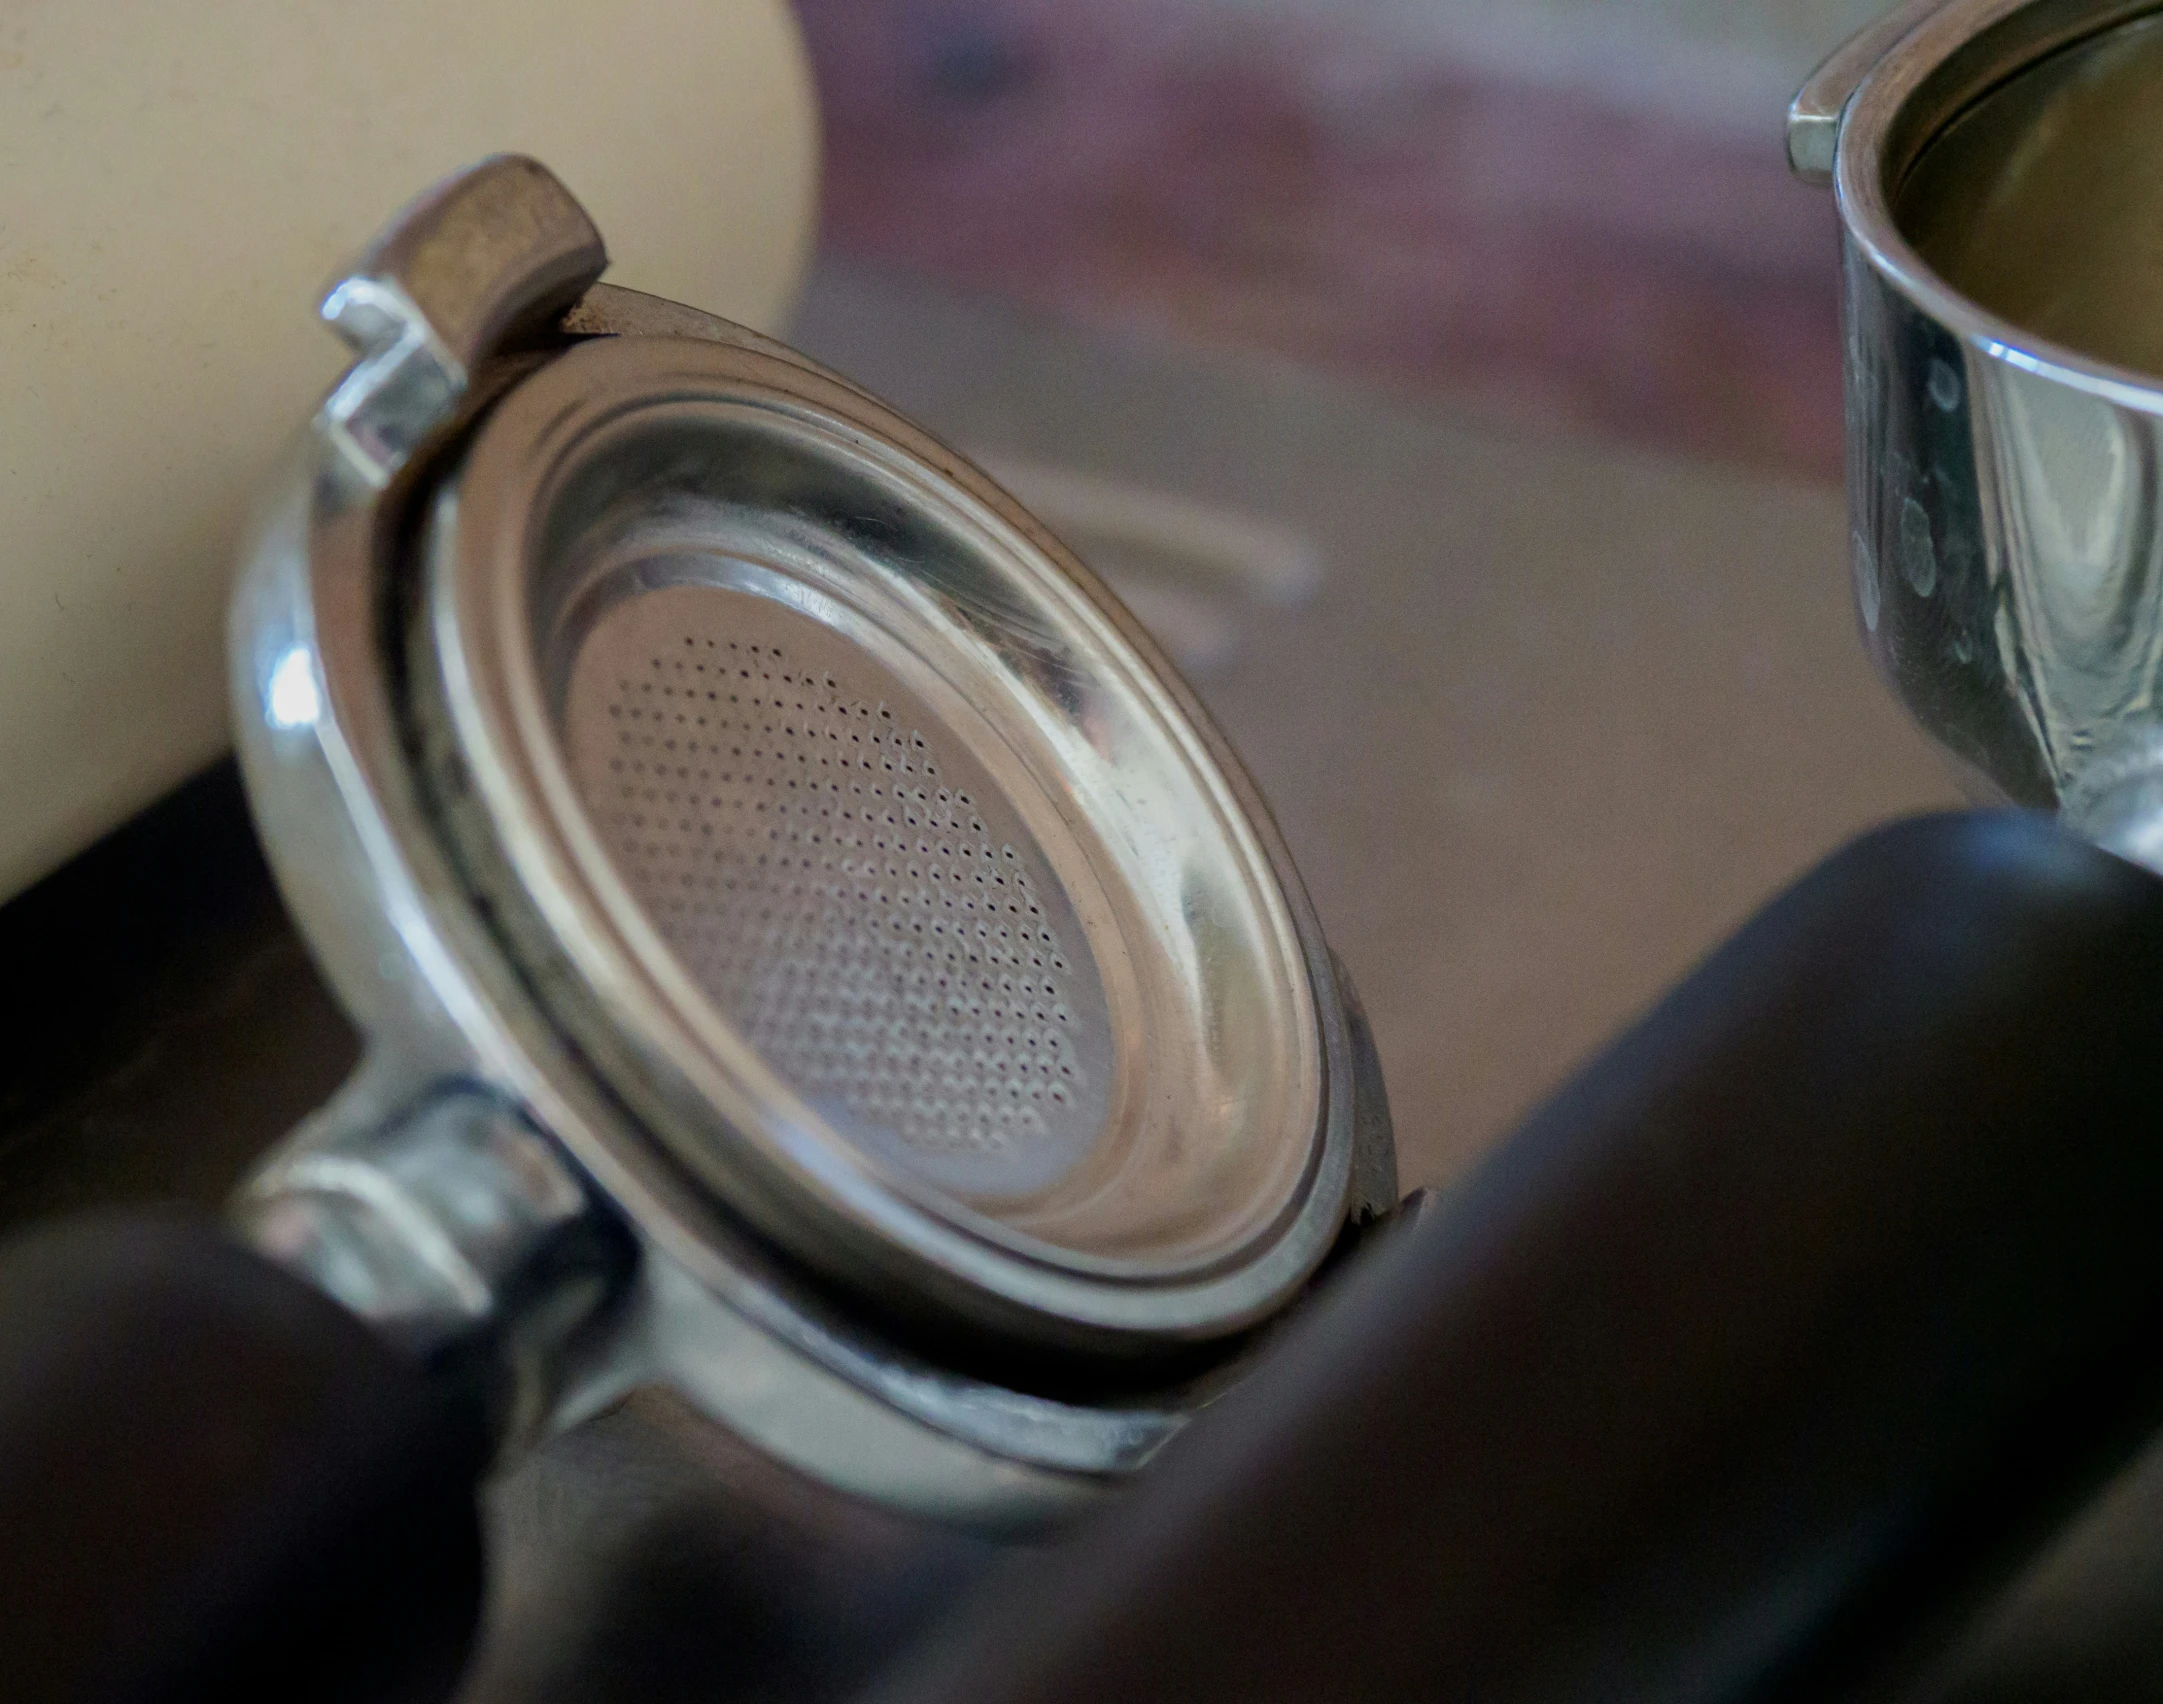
xmin=1896 ymin=9 xmax=2163 ymax=381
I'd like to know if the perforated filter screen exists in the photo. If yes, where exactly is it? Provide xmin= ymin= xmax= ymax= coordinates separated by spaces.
xmin=561 ymin=578 xmax=1117 ymax=1200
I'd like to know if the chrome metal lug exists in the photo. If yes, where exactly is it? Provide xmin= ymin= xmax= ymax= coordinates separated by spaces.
xmin=236 ymin=1085 xmax=634 ymax=1446
xmin=317 ymin=155 xmax=606 ymax=486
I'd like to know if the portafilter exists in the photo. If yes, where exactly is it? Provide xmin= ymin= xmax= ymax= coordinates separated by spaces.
xmin=224 ymin=154 xmax=1397 ymax=1526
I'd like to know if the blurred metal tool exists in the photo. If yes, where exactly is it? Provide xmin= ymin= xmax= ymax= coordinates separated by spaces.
xmin=1791 ymin=0 xmax=2163 ymax=870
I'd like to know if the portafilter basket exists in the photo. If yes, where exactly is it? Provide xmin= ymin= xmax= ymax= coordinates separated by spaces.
xmin=227 ymin=157 xmax=1397 ymax=1531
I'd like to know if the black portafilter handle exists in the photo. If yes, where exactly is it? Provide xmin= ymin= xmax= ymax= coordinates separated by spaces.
xmin=5 ymin=811 xmax=2163 ymax=1704
xmin=865 ymin=812 xmax=2163 ymax=1704
xmin=0 ymin=1217 xmax=491 ymax=1704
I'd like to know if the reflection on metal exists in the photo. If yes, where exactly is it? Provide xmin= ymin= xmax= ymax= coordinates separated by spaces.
xmin=1795 ymin=0 xmax=2163 ymax=869
xmin=265 ymin=647 xmax=321 ymax=732
xmin=975 ymin=457 xmax=1322 ymax=674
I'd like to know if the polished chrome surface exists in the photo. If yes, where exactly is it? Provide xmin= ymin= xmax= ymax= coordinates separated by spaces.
xmin=1793 ymin=0 xmax=2163 ymax=871
xmin=418 ymin=330 xmax=1348 ymax=1344
xmin=236 ymin=1080 xmax=629 ymax=1445
xmin=227 ymin=157 xmax=1387 ymax=1529
xmin=319 ymin=155 xmax=605 ymax=489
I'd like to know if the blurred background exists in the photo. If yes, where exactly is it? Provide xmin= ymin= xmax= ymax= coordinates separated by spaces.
xmin=800 ymin=0 xmax=1885 ymax=474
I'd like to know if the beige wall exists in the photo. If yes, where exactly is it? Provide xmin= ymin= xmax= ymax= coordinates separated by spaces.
xmin=0 ymin=0 xmax=818 ymax=903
